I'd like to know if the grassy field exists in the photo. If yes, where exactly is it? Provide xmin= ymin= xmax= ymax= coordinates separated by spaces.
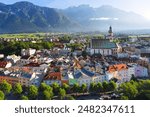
xmin=0 ymin=33 xmax=49 ymax=39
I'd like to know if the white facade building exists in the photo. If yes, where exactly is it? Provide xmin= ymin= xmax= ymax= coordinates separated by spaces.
xmin=21 ymin=48 xmax=36 ymax=56
xmin=87 ymin=39 xmax=117 ymax=56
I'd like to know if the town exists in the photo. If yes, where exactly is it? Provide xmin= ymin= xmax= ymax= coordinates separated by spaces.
xmin=0 ymin=26 xmax=150 ymax=100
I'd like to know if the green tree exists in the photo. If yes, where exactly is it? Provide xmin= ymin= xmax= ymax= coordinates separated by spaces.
xmin=135 ymin=80 xmax=150 ymax=100
xmin=28 ymin=85 xmax=38 ymax=99
xmin=0 ymin=90 xmax=5 ymax=100
xmin=119 ymin=82 xmax=138 ymax=99
xmin=39 ymin=83 xmax=53 ymax=100
xmin=12 ymin=83 xmax=22 ymax=96
xmin=66 ymin=43 xmax=83 ymax=52
xmin=21 ymin=95 xmax=28 ymax=100
xmin=80 ymin=83 xmax=87 ymax=94
xmin=59 ymin=35 xmax=72 ymax=43
xmin=139 ymin=80 xmax=150 ymax=90
xmin=44 ymin=85 xmax=53 ymax=93
xmin=51 ymin=82 xmax=60 ymax=95
xmin=72 ymin=83 xmax=80 ymax=96
xmin=96 ymin=82 xmax=103 ymax=93
xmin=0 ymin=43 xmax=4 ymax=50
xmin=0 ymin=80 xmax=12 ymax=94
xmin=108 ymin=81 xmax=117 ymax=92
xmin=42 ymin=42 xmax=54 ymax=49
xmin=102 ymin=81 xmax=109 ymax=92
xmin=62 ymin=83 xmax=70 ymax=94
xmin=89 ymin=82 xmax=96 ymax=93
xmin=121 ymin=96 xmax=129 ymax=100
xmin=136 ymin=90 xmax=150 ymax=100
xmin=42 ymin=90 xmax=53 ymax=100
xmin=39 ymin=83 xmax=49 ymax=91
xmin=58 ymin=88 xmax=66 ymax=100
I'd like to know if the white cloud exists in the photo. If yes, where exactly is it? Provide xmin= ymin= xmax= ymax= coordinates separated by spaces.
xmin=90 ymin=17 xmax=119 ymax=21
xmin=90 ymin=17 xmax=110 ymax=21
xmin=113 ymin=18 xmax=119 ymax=20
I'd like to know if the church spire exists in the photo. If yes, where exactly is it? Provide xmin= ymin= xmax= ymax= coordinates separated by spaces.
xmin=108 ymin=26 xmax=113 ymax=35
xmin=106 ymin=26 xmax=114 ymax=40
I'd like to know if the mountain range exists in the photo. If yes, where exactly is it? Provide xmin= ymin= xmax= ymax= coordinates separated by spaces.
xmin=0 ymin=1 xmax=150 ymax=33
xmin=0 ymin=1 xmax=74 ymax=33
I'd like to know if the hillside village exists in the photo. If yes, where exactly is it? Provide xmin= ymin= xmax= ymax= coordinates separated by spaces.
xmin=0 ymin=27 xmax=150 ymax=100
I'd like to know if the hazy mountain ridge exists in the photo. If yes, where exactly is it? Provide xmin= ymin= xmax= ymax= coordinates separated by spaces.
xmin=63 ymin=5 xmax=150 ymax=31
xmin=0 ymin=1 xmax=74 ymax=33
xmin=0 ymin=1 xmax=150 ymax=33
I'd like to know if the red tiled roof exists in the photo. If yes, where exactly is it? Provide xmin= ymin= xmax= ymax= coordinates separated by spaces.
xmin=44 ymin=72 xmax=61 ymax=80
xmin=0 ymin=61 xmax=8 ymax=68
xmin=24 ymin=62 xmax=40 ymax=67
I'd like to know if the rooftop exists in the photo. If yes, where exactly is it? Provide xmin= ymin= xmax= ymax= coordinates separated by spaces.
xmin=0 ymin=61 xmax=9 ymax=68
xmin=24 ymin=62 xmax=41 ymax=67
xmin=91 ymin=39 xmax=117 ymax=49
xmin=44 ymin=72 xmax=61 ymax=80
xmin=108 ymin=64 xmax=128 ymax=73
xmin=81 ymin=68 xmax=95 ymax=77
xmin=74 ymin=71 xmax=82 ymax=79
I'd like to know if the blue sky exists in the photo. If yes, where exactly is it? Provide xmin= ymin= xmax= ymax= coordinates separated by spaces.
xmin=0 ymin=0 xmax=150 ymax=19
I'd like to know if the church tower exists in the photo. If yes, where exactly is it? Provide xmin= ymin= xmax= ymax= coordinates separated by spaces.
xmin=107 ymin=26 xmax=114 ymax=41
xmin=108 ymin=26 xmax=113 ymax=37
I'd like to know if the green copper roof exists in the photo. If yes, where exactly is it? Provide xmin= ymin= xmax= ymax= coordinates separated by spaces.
xmin=91 ymin=39 xmax=117 ymax=49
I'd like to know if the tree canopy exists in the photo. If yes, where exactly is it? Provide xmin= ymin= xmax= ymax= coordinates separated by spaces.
xmin=80 ymin=83 xmax=87 ymax=94
xmin=12 ymin=83 xmax=23 ymax=95
xmin=51 ymin=82 xmax=60 ymax=95
xmin=119 ymin=82 xmax=138 ymax=99
xmin=58 ymin=88 xmax=66 ymax=100
xmin=42 ymin=90 xmax=53 ymax=100
xmin=0 ymin=80 xmax=12 ymax=94
xmin=21 ymin=95 xmax=28 ymax=100
xmin=28 ymin=85 xmax=38 ymax=99
xmin=0 ymin=41 xmax=54 ymax=55
xmin=0 ymin=90 xmax=5 ymax=100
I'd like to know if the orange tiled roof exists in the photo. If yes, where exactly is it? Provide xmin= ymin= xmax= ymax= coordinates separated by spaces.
xmin=108 ymin=64 xmax=127 ymax=73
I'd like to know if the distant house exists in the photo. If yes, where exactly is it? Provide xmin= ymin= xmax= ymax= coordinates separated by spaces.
xmin=0 ymin=61 xmax=12 ymax=68
xmin=24 ymin=63 xmax=48 ymax=74
xmin=69 ymin=68 xmax=105 ymax=87
xmin=21 ymin=48 xmax=36 ymax=56
xmin=6 ymin=54 xmax=21 ymax=65
xmin=106 ymin=64 xmax=130 ymax=83
xmin=43 ymin=72 xmax=62 ymax=85
xmin=0 ymin=69 xmax=37 ymax=87
xmin=43 ymin=66 xmax=62 ymax=85
xmin=117 ymin=53 xmax=129 ymax=58
xmin=16 ymin=56 xmax=37 ymax=66
xmin=134 ymin=65 xmax=148 ymax=78
xmin=0 ymin=54 xmax=4 ymax=59
xmin=70 ymin=40 xmax=75 ymax=44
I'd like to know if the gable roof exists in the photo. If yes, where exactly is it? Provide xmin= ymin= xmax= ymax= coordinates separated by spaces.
xmin=91 ymin=39 xmax=117 ymax=49
xmin=108 ymin=64 xmax=128 ymax=73
xmin=44 ymin=72 xmax=61 ymax=80
xmin=81 ymin=68 xmax=95 ymax=77
xmin=0 ymin=61 xmax=8 ymax=68
xmin=74 ymin=71 xmax=82 ymax=79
